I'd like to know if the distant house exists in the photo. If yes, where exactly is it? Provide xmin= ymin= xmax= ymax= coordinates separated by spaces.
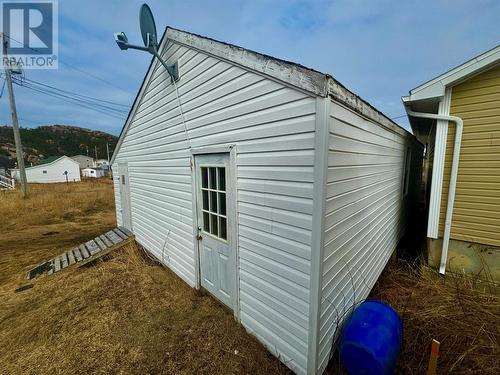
xmin=95 ymin=158 xmax=110 ymax=171
xmin=71 ymin=155 xmax=94 ymax=169
xmin=11 ymin=156 xmax=81 ymax=183
xmin=403 ymin=45 xmax=500 ymax=281
xmin=82 ymin=168 xmax=105 ymax=178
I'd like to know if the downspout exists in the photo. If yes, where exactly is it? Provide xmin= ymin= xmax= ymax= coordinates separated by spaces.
xmin=405 ymin=107 xmax=464 ymax=275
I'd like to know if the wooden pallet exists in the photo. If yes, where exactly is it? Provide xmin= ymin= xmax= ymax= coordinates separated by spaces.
xmin=26 ymin=227 xmax=134 ymax=280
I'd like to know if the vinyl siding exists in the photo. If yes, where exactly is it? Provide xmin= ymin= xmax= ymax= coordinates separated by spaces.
xmin=439 ymin=64 xmax=500 ymax=247
xmin=317 ymin=100 xmax=422 ymax=372
xmin=113 ymin=40 xmax=314 ymax=374
xmin=21 ymin=157 xmax=81 ymax=183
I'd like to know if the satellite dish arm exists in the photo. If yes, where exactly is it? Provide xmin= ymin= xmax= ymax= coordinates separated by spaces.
xmin=151 ymin=48 xmax=179 ymax=82
xmin=114 ymin=32 xmax=179 ymax=82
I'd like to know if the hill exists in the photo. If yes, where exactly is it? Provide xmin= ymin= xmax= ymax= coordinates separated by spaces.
xmin=0 ymin=125 xmax=118 ymax=169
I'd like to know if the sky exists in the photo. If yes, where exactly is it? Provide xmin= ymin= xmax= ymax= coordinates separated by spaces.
xmin=0 ymin=0 xmax=499 ymax=135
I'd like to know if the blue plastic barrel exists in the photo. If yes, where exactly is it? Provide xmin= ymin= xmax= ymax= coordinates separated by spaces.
xmin=339 ymin=300 xmax=402 ymax=375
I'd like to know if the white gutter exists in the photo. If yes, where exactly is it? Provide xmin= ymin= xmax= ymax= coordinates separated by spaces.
xmin=405 ymin=107 xmax=464 ymax=275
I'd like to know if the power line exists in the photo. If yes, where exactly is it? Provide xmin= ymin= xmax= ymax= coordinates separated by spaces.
xmin=23 ymin=77 xmax=130 ymax=108
xmin=14 ymin=80 xmax=127 ymax=120
xmin=16 ymin=78 xmax=128 ymax=115
xmin=3 ymin=33 xmax=133 ymax=95
xmin=390 ymin=114 xmax=408 ymax=120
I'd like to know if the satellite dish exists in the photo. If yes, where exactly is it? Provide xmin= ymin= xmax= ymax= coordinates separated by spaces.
xmin=114 ymin=3 xmax=179 ymax=81
xmin=140 ymin=4 xmax=157 ymax=48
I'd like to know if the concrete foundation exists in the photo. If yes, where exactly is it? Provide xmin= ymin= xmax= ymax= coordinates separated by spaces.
xmin=427 ymin=237 xmax=500 ymax=283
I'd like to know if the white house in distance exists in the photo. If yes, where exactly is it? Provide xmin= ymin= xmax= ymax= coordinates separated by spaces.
xmin=82 ymin=168 xmax=105 ymax=178
xmin=70 ymin=155 xmax=94 ymax=169
xmin=111 ymin=28 xmax=422 ymax=375
xmin=95 ymin=158 xmax=110 ymax=172
xmin=11 ymin=156 xmax=80 ymax=183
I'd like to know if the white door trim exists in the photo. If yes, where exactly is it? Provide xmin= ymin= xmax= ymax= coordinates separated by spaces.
xmin=117 ymin=162 xmax=132 ymax=230
xmin=190 ymin=145 xmax=239 ymax=320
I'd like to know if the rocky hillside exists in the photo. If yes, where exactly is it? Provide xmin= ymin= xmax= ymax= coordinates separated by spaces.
xmin=0 ymin=125 xmax=118 ymax=169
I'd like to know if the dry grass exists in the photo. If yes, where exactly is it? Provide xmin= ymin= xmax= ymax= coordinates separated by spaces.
xmin=1 ymin=180 xmax=498 ymax=374
xmin=0 ymin=180 xmax=284 ymax=375
xmin=370 ymin=261 xmax=500 ymax=374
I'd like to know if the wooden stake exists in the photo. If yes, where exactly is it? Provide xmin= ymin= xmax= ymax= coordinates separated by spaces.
xmin=427 ymin=339 xmax=440 ymax=375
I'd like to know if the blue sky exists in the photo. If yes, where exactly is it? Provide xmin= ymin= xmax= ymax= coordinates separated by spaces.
xmin=1 ymin=0 xmax=499 ymax=135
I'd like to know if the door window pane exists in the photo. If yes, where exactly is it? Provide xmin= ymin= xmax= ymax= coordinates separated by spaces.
xmin=209 ymin=168 xmax=217 ymax=189
xmin=199 ymin=164 xmax=227 ymax=241
xmin=219 ymin=193 xmax=226 ymax=216
xmin=210 ymin=191 xmax=218 ymax=213
xmin=203 ymin=212 xmax=210 ymax=232
xmin=202 ymin=190 xmax=209 ymax=210
xmin=210 ymin=214 xmax=218 ymax=236
xmin=201 ymin=168 xmax=208 ymax=188
xmin=219 ymin=217 xmax=227 ymax=239
xmin=218 ymin=168 xmax=226 ymax=191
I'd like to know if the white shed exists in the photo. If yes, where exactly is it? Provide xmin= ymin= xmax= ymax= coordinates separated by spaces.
xmin=11 ymin=155 xmax=81 ymax=184
xmin=82 ymin=168 xmax=105 ymax=178
xmin=111 ymin=28 xmax=423 ymax=375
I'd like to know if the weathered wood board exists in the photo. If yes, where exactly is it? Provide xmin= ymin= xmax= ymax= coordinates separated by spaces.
xmin=25 ymin=228 xmax=135 ymax=279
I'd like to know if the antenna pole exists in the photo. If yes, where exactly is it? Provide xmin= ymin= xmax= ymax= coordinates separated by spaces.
xmin=2 ymin=33 xmax=28 ymax=198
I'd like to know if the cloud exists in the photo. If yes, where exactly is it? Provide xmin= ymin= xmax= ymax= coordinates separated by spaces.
xmin=1 ymin=0 xmax=499 ymax=135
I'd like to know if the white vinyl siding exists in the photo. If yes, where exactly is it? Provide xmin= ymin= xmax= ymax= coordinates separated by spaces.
xmin=18 ymin=157 xmax=81 ymax=184
xmin=113 ymin=40 xmax=314 ymax=374
xmin=316 ymin=101 xmax=421 ymax=372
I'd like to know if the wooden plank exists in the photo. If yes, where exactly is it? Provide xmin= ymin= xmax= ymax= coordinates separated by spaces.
xmin=118 ymin=226 xmax=133 ymax=237
xmin=77 ymin=236 xmax=134 ymax=268
xmin=113 ymin=228 xmax=128 ymax=240
xmin=85 ymin=240 xmax=100 ymax=256
xmin=48 ymin=263 xmax=54 ymax=275
xmin=73 ymin=247 xmax=83 ymax=262
xmin=67 ymin=250 xmax=76 ymax=265
xmin=94 ymin=236 xmax=107 ymax=251
xmin=54 ymin=256 xmax=61 ymax=272
xmin=61 ymin=253 xmax=69 ymax=269
xmin=99 ymin=234 xmax=113 ymax=248
xmin=427 ymin=339 xmax=440 ymax=375
xmin=105 ymin=230 xmax=122 ymax=245
xmin=79 ymin=244 xmax=90 ymax=259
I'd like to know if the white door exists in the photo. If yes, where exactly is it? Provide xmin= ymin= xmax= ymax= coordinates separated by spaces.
xmin=118 ymin=163 xmax=132 ymax=230
xmin=195 ymin=153 xmax=235 ymax=310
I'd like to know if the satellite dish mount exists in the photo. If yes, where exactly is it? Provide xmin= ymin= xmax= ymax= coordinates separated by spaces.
xmin=114 ymin=4 xmax=179 ymax=81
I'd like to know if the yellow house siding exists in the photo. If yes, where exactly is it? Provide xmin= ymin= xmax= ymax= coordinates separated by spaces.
xmin=438 ymin=64 xmax=500 ymax=247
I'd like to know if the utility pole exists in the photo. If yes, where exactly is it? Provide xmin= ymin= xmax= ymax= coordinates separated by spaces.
xmin=94 ymin=145 xmax=98 ymax=161
xmin=106 ymin=142 xmax=110 ymax=163
xmin=2 ymin=33 xmax=28 ymax=197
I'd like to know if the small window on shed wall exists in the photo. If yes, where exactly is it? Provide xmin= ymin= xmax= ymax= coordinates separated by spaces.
xmin=43 ymin=170 xmax=47 ymax=174
xmin=402 ymin=147 xmax=411 ymax=196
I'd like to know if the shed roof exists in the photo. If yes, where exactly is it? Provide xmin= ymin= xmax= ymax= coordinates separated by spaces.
xmin=34 ymin=156 xmax=61 ymax=166
xmin=112 ymin=27 xmax=411 ymax=164
xmin=26 ymin=155 xmax=78 ymax=169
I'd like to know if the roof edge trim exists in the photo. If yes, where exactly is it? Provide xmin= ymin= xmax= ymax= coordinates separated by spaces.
xmin=407 ymin=44 xmax=500 ymax=102
xmin=166 ymin=27 xmax=328 ymax=97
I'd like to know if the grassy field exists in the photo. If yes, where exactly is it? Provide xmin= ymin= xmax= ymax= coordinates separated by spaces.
xmin=0 ymin=180 xmax=284 ymax=375
xmin=1 ymin=180 xmax=498 ymax=374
